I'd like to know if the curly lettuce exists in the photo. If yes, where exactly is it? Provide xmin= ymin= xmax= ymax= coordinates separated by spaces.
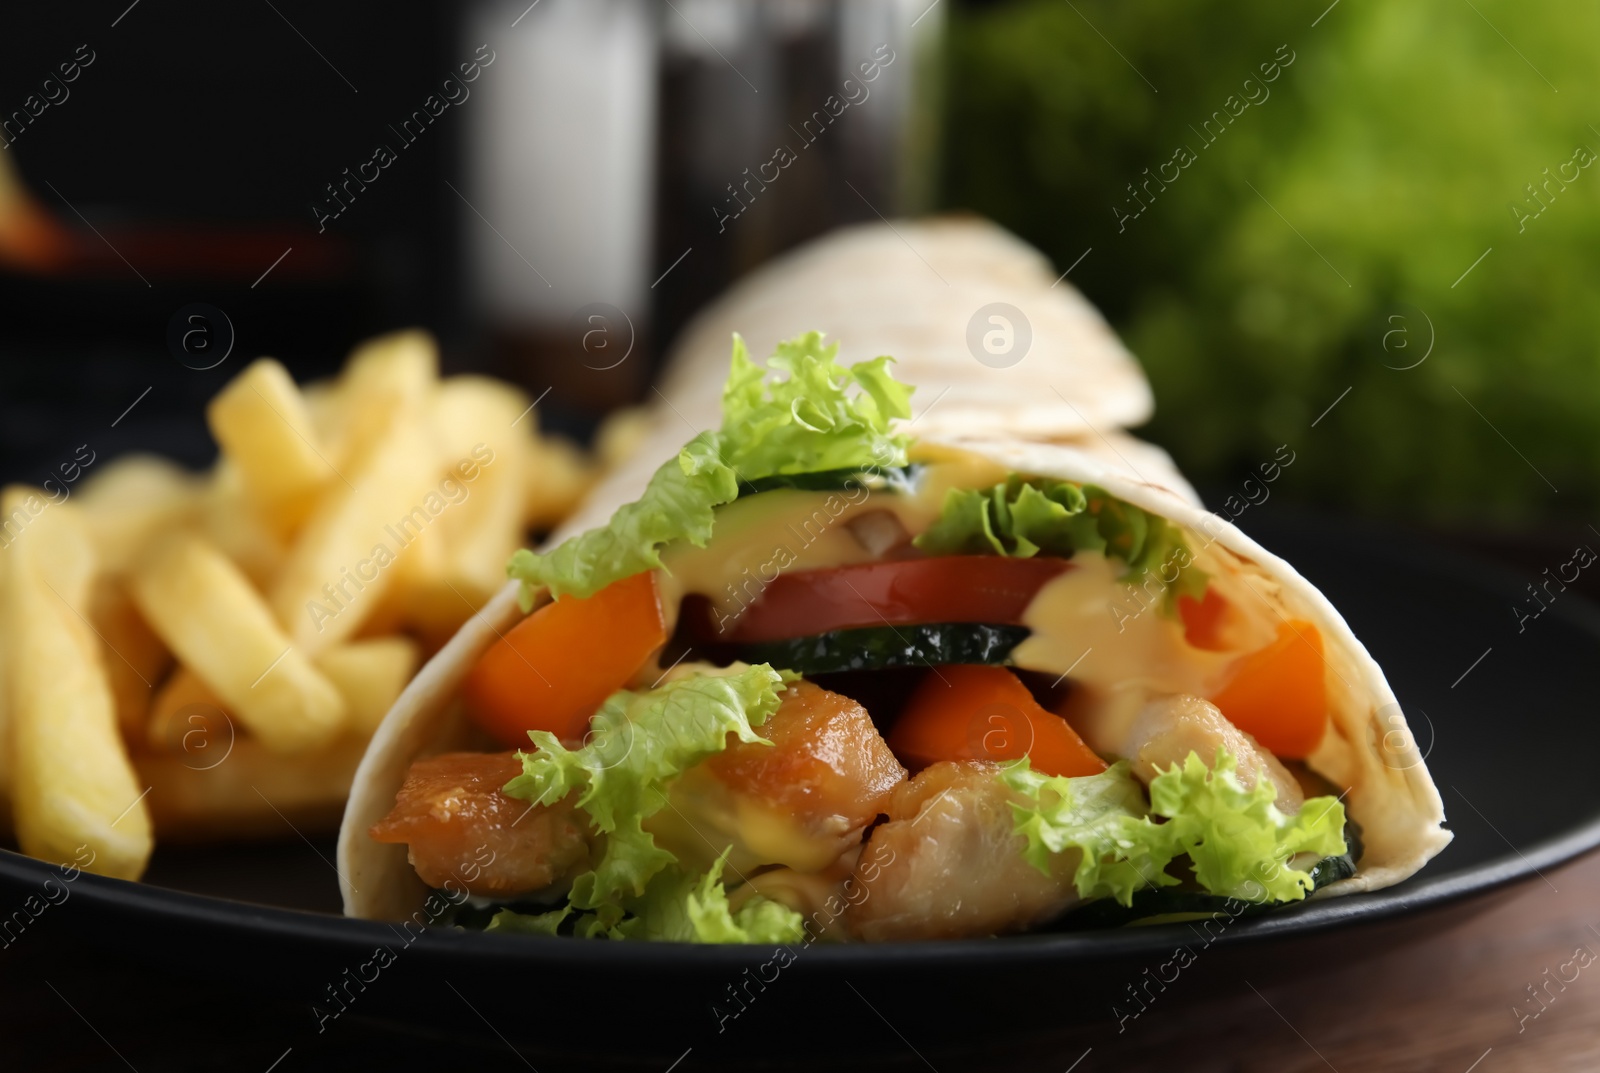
xmin=681 ymin=850 xmax=805 ymax=943
xmin=485 ymin=854 xmax=803 ymax=943
xmin=1001 ymin=748 xmax=1347 ymax=906
xmin=1000 ymin=759 xmax=1179 ymax=904
xmin=915 ymin=476 xmax=1207 ymax=609
xmin=501 ymin=663 xmax=797 ymax=934
xmin=510 ymin=331 xmax=912 ymax=603
xmin=485 ymin=905 xmax=570 ymax=937
xmin=1148 ymin=749 xmax=1348 ymax=902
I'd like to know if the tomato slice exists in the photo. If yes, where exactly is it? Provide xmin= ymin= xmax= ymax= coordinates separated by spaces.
xmin=709 ymin=556 xmax=1071 ymax=644
xmin=1178 ymin=587 xmax=1231 ymax=650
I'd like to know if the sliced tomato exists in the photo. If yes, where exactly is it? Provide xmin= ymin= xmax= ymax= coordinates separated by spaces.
xmin=462 ymin=571 xmax=667 ymax=748
xmin=889 ymin=664 xmax=1107 ymax=778
xmin=1178 ymin=587 xmax=1231 ymax=650
xmin=708 ymin=556 xmax=1071 ymax=644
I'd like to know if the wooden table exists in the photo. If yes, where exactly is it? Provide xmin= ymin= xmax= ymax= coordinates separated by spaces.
xmin=1003 ymin=851 xmax=1600 ymax=1073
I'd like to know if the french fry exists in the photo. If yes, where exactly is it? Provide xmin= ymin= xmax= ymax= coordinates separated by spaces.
xmin=205 ymin=357 xmax=333 ymax=536
xmin=368 ymin=502 xmax=453 ymax=642
xmin=270 ymin=418 xmax=441 ymax=652
xmin=389 ymin=377 xmax=531 ymax=641
xmin=77 ymin=454 xmax=201 ymax=576
xmin=326 ymin=329 xmax=438 ymax=468
xmin=434 ymin=378 xmax=528 ymax=576
xmin=524 ymin=434 xmax=594 ymax=531
xmin=131 ymin=532 xmax=345 ymax=753
xmin=3 ymin=487 xmax=152 ymax=879
xmin=594 ymin=405 xmax=655 ymax=471
xmin=89 ymin=578 xmax=173 ymax=741
xmin=200 ymin=460 xmax=286 ymax=590
xmin=268 ymin=331 xmax=441 ymax=650
xmin=145 ymin=667 xmax=229 ymax=754
xmin=301 ymin=377 xmax=344 ymax=448
xmin=316 ymin=637 xmax=420 ymax=736
xmin=136 ymin=737 xmax=368 ymax=842
xmin=2 ymin=486 xmax=95 ymax=603
xmin=432 ymin=375 xmax=530 ymax=451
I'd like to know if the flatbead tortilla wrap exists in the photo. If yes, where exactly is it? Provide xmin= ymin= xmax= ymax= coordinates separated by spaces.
xmin=339 ymin=430 xmax=1449 ymax=924
xmin=657 ymin=216 xmax=1153 ymax=441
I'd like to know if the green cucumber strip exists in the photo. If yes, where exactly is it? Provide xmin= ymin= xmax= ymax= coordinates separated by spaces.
xmin=734 ymin=622 xmax=1029 ymax=675
xmin=736 ymin=465 xmax=918 ymax=498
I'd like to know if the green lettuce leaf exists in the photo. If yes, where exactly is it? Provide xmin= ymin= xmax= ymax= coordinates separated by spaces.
xmin=510 ymin=331 xmax=912 ymax=602
xmin=1000 ymin=759 xmax=1181 ymax=906
xmin=720 ymin=333 xmax=912 ymax=477
xmin=508 ymin=435 xmax=737 ymax=607
xmin=915 ymin=476 xmax=1207 ymax=608
xmin=485 ymin=905 xmax=570 ymax=936
xmin=1147 ymin=748 xmax=1348 ymax=903
xmin=686 ymin=854 xmax=805 ymax=943
xmin=650 ymin=849 xmax=804 ymax=943
xmin=502 ymin=663 xmax=795 ymax=931
xmin=484 ymin=850 xmax=804 ymax=943
xmin=1001 ymin=749 xmax=1349 ymax=906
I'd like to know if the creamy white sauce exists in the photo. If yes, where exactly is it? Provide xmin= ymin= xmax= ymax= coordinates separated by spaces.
xmin=1016 ymin=545 xmax=1278 ymax=757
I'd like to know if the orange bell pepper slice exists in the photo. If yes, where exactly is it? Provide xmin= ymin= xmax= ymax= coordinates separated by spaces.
xmin=889 ymin=664 xmax=1107 ymax=777
xmin=1209 ymin=619 xmax=1328 ymax=758
xmin=462 ymin=571 xmax=667 ymax=747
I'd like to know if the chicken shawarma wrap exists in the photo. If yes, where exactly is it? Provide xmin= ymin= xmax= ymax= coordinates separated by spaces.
xmin=337 ymin=334 xmax=1448 ymax=942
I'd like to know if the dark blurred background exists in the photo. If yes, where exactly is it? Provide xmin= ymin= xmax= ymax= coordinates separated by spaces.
xmin=3 ymin=0 xmax=1596 ymax=526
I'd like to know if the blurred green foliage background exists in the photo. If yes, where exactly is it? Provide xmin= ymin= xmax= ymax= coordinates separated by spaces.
xmin=941 ymin=0 xmax=1600 ymax=521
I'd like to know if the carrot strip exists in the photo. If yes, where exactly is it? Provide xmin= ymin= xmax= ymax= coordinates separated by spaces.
xmin=1209 ymin=619 xmax=1328 ymax=758
xmin=890 ymin=665 xmax=1107 ymax=778
xmin=462 ymin=571 xmax=666 ymax=747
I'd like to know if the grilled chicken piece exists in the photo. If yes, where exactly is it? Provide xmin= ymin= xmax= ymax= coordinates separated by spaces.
xmin=652 ymin=680 xmax=907 ymax=874
xmin=370 ymin=752 xmax=593 ymax=897
xmin=706 ymin=680 xmax=907 ymax=822
xmin=1121 ymin=694 xmax=1304 ymax=812
xmin=843 ymin=761 xmax=1080 ymax=941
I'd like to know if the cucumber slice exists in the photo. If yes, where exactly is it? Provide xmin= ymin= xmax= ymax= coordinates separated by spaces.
xmin=734 ymin=622 xmax=1029 ymax=675
xmin=737 ymin=465 xmax=918 ymax=498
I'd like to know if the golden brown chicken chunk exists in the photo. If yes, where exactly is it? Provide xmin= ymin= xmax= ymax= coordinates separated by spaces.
xmin=652 ymin=680 xmax=907 ymax=874
xmin=370 ymin=751 xmax=593 ymax=897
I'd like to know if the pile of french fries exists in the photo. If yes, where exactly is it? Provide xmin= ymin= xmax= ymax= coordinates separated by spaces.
xmin=0 ymin=330 xmax=610 ymax=880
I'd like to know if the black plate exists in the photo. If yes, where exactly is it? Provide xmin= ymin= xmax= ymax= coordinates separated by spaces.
xmin=5 ymin=517 xmax=1600 ymax=1070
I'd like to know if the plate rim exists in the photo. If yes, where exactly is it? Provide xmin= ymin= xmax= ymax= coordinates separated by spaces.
xmin=3 ymin=818 xmax=1598 ymax=970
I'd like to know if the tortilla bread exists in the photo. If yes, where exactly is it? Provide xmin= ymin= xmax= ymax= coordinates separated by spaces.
xmin=658 ymin=216 xmax=1153 ymax=440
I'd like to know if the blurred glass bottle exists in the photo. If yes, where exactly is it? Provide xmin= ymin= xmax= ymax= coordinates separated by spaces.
xmin=461 ymin=0 xmax=941 ymax=422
